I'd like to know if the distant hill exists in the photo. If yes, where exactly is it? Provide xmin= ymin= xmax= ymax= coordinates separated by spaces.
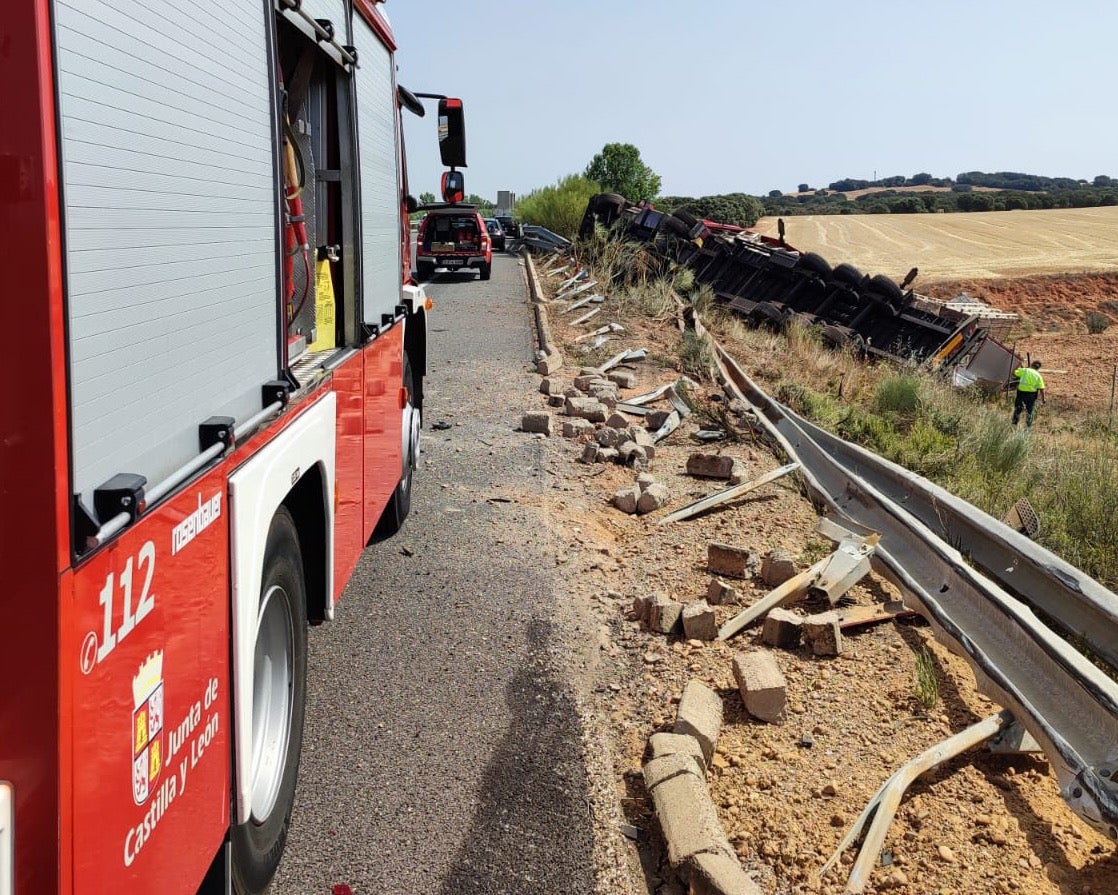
xmin=755 ymin=171 xmax=1118 ymax=217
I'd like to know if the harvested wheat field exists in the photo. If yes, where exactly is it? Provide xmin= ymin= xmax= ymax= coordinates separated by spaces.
xmin=754 ymin=207 xmax=1118 ymax=282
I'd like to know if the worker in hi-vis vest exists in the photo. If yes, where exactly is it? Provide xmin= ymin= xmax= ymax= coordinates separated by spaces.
xmin=1011 ymin=360 xmax=1046 ymax=428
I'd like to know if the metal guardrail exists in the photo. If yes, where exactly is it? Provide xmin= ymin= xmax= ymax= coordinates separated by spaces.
xmin=706 ymin=335 xmax=1118 ymax=841
xmin=789 ymin=414 xmax=1118 ymax=669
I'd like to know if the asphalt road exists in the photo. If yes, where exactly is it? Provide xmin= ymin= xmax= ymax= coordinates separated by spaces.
xmin=271 ymin=252 xmax=596 ymax=894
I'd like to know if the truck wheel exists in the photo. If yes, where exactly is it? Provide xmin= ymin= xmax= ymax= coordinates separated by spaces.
xmin=671 ymin=208 xmax=700 ymax=227
xmin=798 ymin=252 xmax=831 ymax=278
xmin=479 ymin=263 xmax=492 ymax=281
xmin=832 ymin=263 xmax=864 ymax=287
xmin=417 ymin=261 xmax=435 ymax=281
xmin=232 ymin=507 xmax=308 ymax=895
xmin=374 ymin=354 xmax=417 ymax=538
xmin=869 ymin=274 xmax=904 ymax=302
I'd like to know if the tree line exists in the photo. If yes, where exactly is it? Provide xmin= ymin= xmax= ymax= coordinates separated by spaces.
xmin=508 ymin=148 xmax=1118 ymax=238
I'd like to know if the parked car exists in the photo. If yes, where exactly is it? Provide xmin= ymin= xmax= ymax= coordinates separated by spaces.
xmin=484 ymin=217 xmax=506 ymax=251
xmin=495 ymin=214 xmax=521 ymax=240
xmin=415 ymin=205 xmax=492 ymax=280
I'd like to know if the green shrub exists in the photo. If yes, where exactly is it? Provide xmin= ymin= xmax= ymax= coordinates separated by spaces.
xmin=899 ymin=418 xmax=956 ymax=477
xmin=914 ymin=648 xmax=940 ymax=709
xmin=838 ymin=406 xmax=900 ymax=457
xmin=1086 ymin=311 xmax=1110 ymax=334
xmin=679 ymin=331 xmax=716 ymax=380
xmin=1035 ymin=450 xmax=1118 ymax=584
xmin=874 ymin=374 xmax=923 ymax=415
xmin=515 ymin=174 xmax=602 ymax=241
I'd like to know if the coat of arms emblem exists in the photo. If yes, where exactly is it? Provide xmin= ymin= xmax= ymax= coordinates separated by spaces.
xmin=131 ymin=652 xmax=164 ymax=805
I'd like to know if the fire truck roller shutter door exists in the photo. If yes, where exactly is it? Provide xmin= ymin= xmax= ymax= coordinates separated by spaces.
xmin=53 ymin=0 xmax=280 ymax=513
xmin=353 ymin=14 xmax=404 ymax=328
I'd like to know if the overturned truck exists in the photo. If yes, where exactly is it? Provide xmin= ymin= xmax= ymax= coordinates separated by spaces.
xmin=579 ymin=194 xmax=1021 ymax=385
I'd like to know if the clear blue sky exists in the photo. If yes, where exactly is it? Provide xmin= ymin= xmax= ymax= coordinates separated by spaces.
xmin=386 ymin=1 xmax=1118 ymax=202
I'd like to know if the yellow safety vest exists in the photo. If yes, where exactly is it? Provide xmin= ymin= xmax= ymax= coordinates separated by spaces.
xmin=1014 ymin=368 xmax=1045 ymax=393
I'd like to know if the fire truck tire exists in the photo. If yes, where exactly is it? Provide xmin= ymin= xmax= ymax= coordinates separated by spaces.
xmin=417 ymin=261 xmax=435 ymax=281
xmin=232 ymin=507 xmax=308 ymax=895
xmin=479 ymin=262 xmax=492 ymax=280
xmin=375 ymin=354 xmax=417 ymax=537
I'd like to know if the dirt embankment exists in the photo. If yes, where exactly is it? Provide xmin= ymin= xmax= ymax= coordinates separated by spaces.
xmin=923 ymin=272 xmax=1118 ymax=332
xmin=923 ymin=273 xmax=1118 ymax=412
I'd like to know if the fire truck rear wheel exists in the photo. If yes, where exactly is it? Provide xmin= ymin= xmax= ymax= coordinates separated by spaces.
xmin=479 ymin=262 xmax=492 ymax=281
xmin=232 ymin=507 xmax=308 ymax=895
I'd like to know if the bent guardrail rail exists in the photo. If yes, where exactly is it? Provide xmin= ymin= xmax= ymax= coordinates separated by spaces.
xmin=707 ymin=335 xmax=1118 ymax=842
xmin=789 ymin=414 xmax=1118 ymax=670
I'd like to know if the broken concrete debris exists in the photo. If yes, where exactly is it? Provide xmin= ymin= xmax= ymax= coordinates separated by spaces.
xmin=648 ymin=593 xmax=684 ymax=635
xmin=612 ymin=484 xmax=640 ymax=513
xmin=673 ymin=680 xmax=723 ymax=764
xmin=761 ymin=607 xmax=803 ymax=648
xmin=682 ymin=600 xmax=718 ymax=641
xmin=608 ymin=369 xmax=637 ymax=389
xmin=706 ymin=579 xmax=737 ymax=606
xmin=636 ymin=482 xmax=670 ymax=514
xmin=760 ymin=548 xmax=797 ymax=587
xmin=649 ymin=731 xmax=708 ymax=771
xmin=520 ymin=410 xmax=553 ymax=435
xmin=564 ymin=396 xmax=608 ymax=422
xmin=562 ymin=418 xmax=594 ymax=438
xmin=707 ymin=543 xmax=761 ymax=579
xmin=643 ymin=752 xmax=734 ymax=869
xmin=803 ymin=610 xmax=844 ymax=656
xmin=732 ymin=652 xmax=787 ymax=723
xmin=618 ymin=440 xmax=649 ymax=467
xmin=686 ymin=453 xmax=737 ymax=480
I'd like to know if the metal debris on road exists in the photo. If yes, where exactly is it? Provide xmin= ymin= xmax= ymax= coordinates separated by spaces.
xmin=570 ymin=307 xmax=602 ymax=326
xmin=657 ymin=462 xmax=800 ymax=525
xmin=822 ymin=712 xmax=1010 ymax=894
xmin=718 ymin=557 xmax=830 ymax=641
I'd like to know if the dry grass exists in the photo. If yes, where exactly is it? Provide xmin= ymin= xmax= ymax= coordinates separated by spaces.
xmin=753 ymin=206 xmax=1118 ymax=282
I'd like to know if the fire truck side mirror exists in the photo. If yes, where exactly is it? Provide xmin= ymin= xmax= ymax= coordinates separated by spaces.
xmin=405 ymin=194 xmax=419 ymax=214
xmin=437 ymin=98 xmax=466 ymax=168
xmin=441 ymin=170 xmax=465 ymax=205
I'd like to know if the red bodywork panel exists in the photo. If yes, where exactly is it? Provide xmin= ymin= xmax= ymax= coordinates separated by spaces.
xmin=1 ymin=1 xmax=72 ymax=891
xmin=68 ymin=468 xmax=231 ymax=891
xmin=362 ymin=326 xmax=404 ymax=536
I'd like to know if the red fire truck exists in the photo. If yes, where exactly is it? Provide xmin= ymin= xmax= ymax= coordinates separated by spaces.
xmin=2 ymin=1 xmax=465 ymax=892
